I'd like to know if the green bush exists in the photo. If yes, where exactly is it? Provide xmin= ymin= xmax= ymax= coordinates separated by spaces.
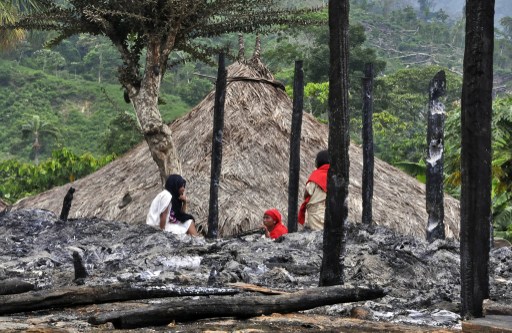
xmin=0 ymin=148 xmax=115 ymax=203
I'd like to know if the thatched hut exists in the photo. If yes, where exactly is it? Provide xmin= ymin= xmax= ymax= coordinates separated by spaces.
xmin=0 ymin=198 xmax=8 ymax=213
xmin=13 ymin=49 xmax=460 ymax=240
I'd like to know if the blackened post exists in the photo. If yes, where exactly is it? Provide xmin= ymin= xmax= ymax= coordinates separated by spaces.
xmin=207 ymin=53 xmax=227 ymax=239
xmin=361 ymin=63 xmax=374 ymax=225
xmin=460 ymin=0 xmax=494 ymax=319
xmin=287 ymin=60 xmax=304 ymax=233
xmin=319 ymin=0 xmax=350 ymax=287
xmin=72 ymin=251 xmax=88 ymax=284
xmin=426 ymin=70 xmax=446 ymax=242
xmin=59 ymin=187 xmax=75 ymax=221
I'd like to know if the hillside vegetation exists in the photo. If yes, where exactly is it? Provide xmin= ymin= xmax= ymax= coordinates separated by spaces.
xmin=0 ymin=59 xmax=191 ymax=161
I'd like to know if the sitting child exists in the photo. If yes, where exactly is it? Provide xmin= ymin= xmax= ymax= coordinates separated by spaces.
xmin=262 ymin=208 xmax=288 ymax=239
xmin=164 ymin=174 xmax=200 ymax=236
xmin=146 ymin=190 xmax=172 ymax=231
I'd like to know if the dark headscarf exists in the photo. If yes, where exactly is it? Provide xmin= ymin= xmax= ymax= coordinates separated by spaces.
xmin=315 ymin=150 xmax=329 ymax=168
xmin=165 ymin=174 xmax=194 ymax=222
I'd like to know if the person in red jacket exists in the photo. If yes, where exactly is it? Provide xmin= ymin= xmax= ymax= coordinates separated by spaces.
xmin=298 ymin=150 xmax=329 ymax=230
xmin=262 ymin=208 xmax=288 ymax=239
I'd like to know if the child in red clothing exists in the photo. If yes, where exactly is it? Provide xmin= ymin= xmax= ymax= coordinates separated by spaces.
xmin=262 ymin=208 xmax=288 ymax=239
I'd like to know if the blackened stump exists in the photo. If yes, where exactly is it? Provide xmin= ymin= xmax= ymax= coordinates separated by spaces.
xmin=426 ymin=70 xmax=446 ymax=242
xmin=59 ymin=187 xmax=75 ymax=221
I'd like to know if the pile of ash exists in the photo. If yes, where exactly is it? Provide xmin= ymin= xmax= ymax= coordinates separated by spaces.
xmin=0 ymin=209 xmax=510 ymax=331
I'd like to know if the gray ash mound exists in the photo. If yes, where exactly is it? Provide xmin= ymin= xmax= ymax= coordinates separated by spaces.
xmin=1 ymin=209 xmax=511 ymax=330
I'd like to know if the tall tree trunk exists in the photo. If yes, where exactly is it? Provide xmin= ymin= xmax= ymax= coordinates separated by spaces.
xmin=426 ymin=70 xmax=446 ymax=242
xmin=319 ymin=0 xmax=350 ymax=287
xmin=287 ymin=60 xmax=304 ymax=233
xmin=361 ymin=63 xmax=374 ymax=225
xmin=33 ymin=135 xmax=41 ymax=165
xmin=207 ymin=53 xmax=227 ymax=239
xmin=131 ymin=41 xmax=181 ymax=185
xmin=460 ymin=0 xmax=494 ymax=319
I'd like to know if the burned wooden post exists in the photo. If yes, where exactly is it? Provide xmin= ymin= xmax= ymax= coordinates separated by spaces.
xmin=319 ymin=0 xmax=350 ymax=287
xmin=287 ymin=60 xmax=304 ymax=233
xmin=426 ymin=70 xmax=446 ymax=242
xmin=72 ymin=251 xmax=88 ymax=284
xmin=361 ymin=63 xmax=374 ymax=225
xmin=59 ymin=187 xmax=75 ymax=221
xmin=207 ymin=52 xmax=227 ymax=239
xmin=460 ymin=0 xmax=494 ymax=319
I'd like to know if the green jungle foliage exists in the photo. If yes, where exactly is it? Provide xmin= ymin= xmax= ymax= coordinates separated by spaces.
xmin=0 ymin=58 xmax=191 ymax=162
xmin=444 ymin=95 xmax=512 ymax=233
xmin=0 ymin=148 xmax=115 ymax=203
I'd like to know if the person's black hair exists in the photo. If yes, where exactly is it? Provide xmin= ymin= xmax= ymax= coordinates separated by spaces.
xmin=164 ymin=174 xmax=194 ymax=222
xmin=315 ymin=150 xmax=329 ymax=168
xmin=165 ymin=174 xmax=186 ymax=197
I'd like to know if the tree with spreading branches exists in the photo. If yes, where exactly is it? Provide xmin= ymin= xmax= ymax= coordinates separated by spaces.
xmin=0 ymin=0 xmax=42 ymax=49
xmin=3 ymin=0 xmax=322 ymax=183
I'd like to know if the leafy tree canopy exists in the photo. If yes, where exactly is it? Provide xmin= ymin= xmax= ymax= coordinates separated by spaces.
xmin=8 ymin=0 xmax=323 ymax=89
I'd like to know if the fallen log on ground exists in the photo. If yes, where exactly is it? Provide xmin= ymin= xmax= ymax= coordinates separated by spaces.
xmin=227 ymin=282 xmax=289 ymax=295
xmin=483 ymin=299 xmax=512 ymax=316
xmin=0 ymin=284 xmax=239 ymax=315
xmin=0 ymin=279 xmax=35 ymax=295
xmin=89 ymin=285 xmax=386 ymax=329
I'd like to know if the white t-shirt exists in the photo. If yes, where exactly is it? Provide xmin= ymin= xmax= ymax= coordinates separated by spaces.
xmin=146 ymin=190 xmax=172 ymax=229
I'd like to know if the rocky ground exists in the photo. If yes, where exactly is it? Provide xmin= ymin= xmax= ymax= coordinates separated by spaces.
xmin=0 ymin=209 xmax=511 ymax=332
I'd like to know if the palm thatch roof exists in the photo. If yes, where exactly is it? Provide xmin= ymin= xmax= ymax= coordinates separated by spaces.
xmin=0 ymin=198 xmax=8 ymax=213
xmin=13 ymin=51 xmax=460 ymax=240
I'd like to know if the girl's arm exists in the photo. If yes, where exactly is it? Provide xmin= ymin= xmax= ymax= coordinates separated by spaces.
xmin=159 ymin=207 xmax=169 ymax=230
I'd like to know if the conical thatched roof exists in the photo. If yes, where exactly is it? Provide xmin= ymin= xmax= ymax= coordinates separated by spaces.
xmin=0 ymin=198 xmax=8 ymax=213
xmin=13 ymin=55 xmax=460 ymax=240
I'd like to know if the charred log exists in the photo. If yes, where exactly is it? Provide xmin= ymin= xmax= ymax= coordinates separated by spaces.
xmin=59 ymin=187 xmax=75 ymax=221
xmin=320 ymin=0 xmax=350 ymax=287
xmin=460 ymin=0 xmax=494 ymax=319
xmin=287 ymin=60 xmax=304 ymax=233
xmin=483 ymin=299 xmax=512 ymax=316
xmin=89 ymin=285 xmax=386 ymax=329
xmin=72 ymin=251 xmax=88 ymax=284
xmin=0 ymin=284 xmax=239 ymax=315
xmin=207 ymin=53 xmax=227 ymax=239
xmin=0 ymin=279 xmax=35 ymax=295
xmin=361 ymin=63 xmax=375 ymax=225
xmin=426 ymin=70 xmax=446 ymax=242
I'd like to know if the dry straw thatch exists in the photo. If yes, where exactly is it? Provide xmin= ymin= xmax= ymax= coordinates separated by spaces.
xmin=13 ymin=51 xmax=460 ymax=240
xmin=0 ymin=198 xmax=8 ymax=213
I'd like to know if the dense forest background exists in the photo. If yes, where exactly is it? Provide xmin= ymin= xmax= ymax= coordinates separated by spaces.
xmin=1 ymin=0 xmax=511 ymax=240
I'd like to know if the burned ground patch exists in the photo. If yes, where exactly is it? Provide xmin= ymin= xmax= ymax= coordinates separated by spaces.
xmin=0 ymin=209 xmax=510 ymax=331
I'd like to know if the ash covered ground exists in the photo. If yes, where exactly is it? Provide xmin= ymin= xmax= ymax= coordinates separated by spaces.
xmin=0 ymin=209 xmax=511 ymax=332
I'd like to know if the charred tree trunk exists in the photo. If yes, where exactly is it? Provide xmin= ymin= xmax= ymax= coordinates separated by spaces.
xmin=89 ymin=285 xmax=385 ymax=329
xmin=320 ymin=0 xmax=350 ymax=287
xmin=287 ymin=60 xmax=304 ymax=233
xmin=361 ymin=63 xmax=374 ymax=225
xmin=426 ymin=70 xmax=446 ymax=242
xmin=0 ymin=284 xmax=239 ymax=315
xmin=207 ymin=53 xmax=227 ymax=239
xmin=460 ymin=0 xmax=494 ymax=319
